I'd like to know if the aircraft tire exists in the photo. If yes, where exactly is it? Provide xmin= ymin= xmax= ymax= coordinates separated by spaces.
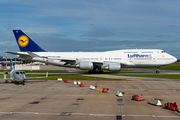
xmin=156 ymin=70 xmax=160 ymax=74
xmin=88 ymin=70 xmax=92 ymax=74
xmin=97 ymin=71 xmax=103 ymax=74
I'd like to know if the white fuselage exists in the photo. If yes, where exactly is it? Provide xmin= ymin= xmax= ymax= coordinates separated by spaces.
xmin=10 ymin=70 xmax=25 ymax=81
xmin=18 ymin=49 xmax=177 ymax=68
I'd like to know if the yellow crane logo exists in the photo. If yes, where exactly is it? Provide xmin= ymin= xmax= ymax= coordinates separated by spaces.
xmin=18 ymin=35 xmax=29 ymax=47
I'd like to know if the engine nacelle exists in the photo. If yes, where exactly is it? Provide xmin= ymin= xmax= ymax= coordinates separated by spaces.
xmin=102 ymin=63 xmax=121 ymax=71
xmin=4 ymin=71 xmax=8 ymax=75
xmin=79 ymin=61 xmax=94 ymax=70
xmin=109 ymin=63 xmax=121 ymax=71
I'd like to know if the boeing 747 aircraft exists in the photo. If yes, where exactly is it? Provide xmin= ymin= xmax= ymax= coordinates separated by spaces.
xmin=5 ymin=30 xmax=177 ymax=73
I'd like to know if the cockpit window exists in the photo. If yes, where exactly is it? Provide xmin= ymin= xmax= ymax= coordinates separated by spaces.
xmin=20 ymin=72 xmax=23 ymax=74
xmin=16 ymin=72 xmax=19 ymax=74
xmin=162 ymin=51 xmax=165 ymax=53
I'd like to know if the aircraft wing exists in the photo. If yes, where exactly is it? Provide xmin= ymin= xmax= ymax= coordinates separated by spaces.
xmin=0 ymin=61 xmax=21 ymax=64
xmin=24 ymin=72 xmax=48 ymax=80
xmin=28 ymin=52 xmax=77 ymax=61
xmin=4 ymin=51 xmax=28 ymax=56
xmin=48 ymin=58 xmax=134 ymax=66
xmin=27 ymin=52 xmax=77 ymax=64
xmin=0 ymin=78 xmax=12 ymax=80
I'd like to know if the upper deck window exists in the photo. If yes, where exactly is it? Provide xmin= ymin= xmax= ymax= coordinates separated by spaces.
xmin=162 ymin=51 xmax=165 ymax=53
xmin=141 ymin=52 xmax=153 ymax=53
xmin=124 ymin=52 xmax=138 ymax=53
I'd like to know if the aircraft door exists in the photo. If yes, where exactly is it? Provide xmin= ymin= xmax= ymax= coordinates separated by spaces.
xmin=129 ymin=57 xmax=133 ymax=62
xmin=100 ymin=56 xmax=103 ymax=61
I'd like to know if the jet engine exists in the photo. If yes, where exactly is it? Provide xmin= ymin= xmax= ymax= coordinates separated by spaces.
xmin=102 ymin=63 xmax=121 ymax=71
xmin=79 ymin=61 xmax=94 ymax=70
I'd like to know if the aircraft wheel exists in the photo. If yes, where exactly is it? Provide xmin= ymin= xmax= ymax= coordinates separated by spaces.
xmin=97 ymin=70 xmax=103 ymax=74
xmin=88 ymin=70 xmax=92 ymax=74
xmin=88 ymin=70 xmax=97 ymax=74
xmin=156 ymin=69 xmax=160 ymax=73
xmin=5 ymin=80 xmax=8 ymax=83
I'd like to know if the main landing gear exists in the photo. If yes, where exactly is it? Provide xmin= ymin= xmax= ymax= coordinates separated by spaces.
xmin=88 ymin=70 xmax=103 ymax=74
xmin=88 ymin=67 xmax=103 ymax=74
xmin=156 ymin=67 xmax=160 ymax=74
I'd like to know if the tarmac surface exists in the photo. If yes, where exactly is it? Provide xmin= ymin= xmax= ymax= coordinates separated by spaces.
xmin=0 ymin=65 xmax=180 ymax=120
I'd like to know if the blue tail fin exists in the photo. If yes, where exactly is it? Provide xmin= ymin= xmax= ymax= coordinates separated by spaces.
xmin=13 ymin=30 xmax=46 ymax=52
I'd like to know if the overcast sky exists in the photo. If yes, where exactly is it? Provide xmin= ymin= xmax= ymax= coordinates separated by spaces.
xmin=0 ymin=0 xmax=180 ymax=59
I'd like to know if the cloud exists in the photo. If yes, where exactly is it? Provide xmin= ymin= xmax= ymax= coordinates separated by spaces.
xmin=16 ymin=32 xmax=178 ymax=52
xmin=81 ymin=29 xmax=115 ymax=37
xmin=0 ymin=30 xmax=179 ymax=59
xmin=167 ymin=25 xmax=178 ymax=27
xmin=1 ymin=0 xmax=180 ymax=59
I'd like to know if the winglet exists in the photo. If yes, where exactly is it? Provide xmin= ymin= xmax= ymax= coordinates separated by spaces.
xmin=13 ymin=30 xmax=46 ymax=52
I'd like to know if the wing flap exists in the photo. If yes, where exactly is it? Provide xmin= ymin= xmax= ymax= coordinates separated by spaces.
xmin=0 ymin=78 xmax=12 ymax=81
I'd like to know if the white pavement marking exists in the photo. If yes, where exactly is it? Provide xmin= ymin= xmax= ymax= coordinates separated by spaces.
xmin=72 ymin=113 xmax=116 ymax=117
xmin=0 ymin=112 xmax=179 ymax=118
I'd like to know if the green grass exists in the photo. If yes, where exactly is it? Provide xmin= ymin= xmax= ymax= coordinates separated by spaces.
xmin=0 ymin=70 xmax=68 ymax=72
xmin=24 ymin=74 xmax=127 ymax=81
xmin=142 ymin=63 xmax=180 ymax=71
xmin=0 ymin=74 xmax=127 ymax=81
xmin=113 ymin=74 xmax=180 ymax=79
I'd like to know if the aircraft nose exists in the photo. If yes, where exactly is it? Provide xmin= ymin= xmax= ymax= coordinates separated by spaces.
xmin=173 ymin=56 xmax=177 ymax=63
xmin=19 ymin=78 xmax=24 ymax=81
xmin=16 ymin=75 xmax=24 ymax=81
xmin=170 ymin=55 xmax=177 ymax=63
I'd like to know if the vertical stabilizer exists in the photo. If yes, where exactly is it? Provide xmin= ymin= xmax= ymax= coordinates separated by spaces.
xmin=13 ymin=30 xmax=46 ymax=52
